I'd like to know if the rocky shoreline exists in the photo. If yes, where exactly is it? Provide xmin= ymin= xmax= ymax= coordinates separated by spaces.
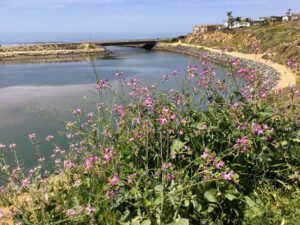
xmin=0 ymin=43 xmax=109 ymax=62
xmin=154 ymin=42 xmax=280 ymax=85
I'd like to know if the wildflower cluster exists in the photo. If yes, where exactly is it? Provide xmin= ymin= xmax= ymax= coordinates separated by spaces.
xmin=0 ymin=55 xmax=299 ymax=225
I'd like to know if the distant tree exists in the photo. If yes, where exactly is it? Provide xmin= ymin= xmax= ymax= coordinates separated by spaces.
xmin=226 ymin=11 xmax=234 ymax=28
xmin=236 ymin=17 xmax=242 ymax=22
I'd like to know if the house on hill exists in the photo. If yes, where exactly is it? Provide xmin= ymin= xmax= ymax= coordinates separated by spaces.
xmin=260 ymin=16 xmax=283 ymax=22
xmin=282 ymin=15 xmax=292 ymax=21
xmin=252 ymin=19 xmax=267 ymax=26
xmin=224 ymin=17 xmax=252 ymax=29
xmin=192 ymin=24 xmax=223 ymax=34
xmin=291 ymin=13 xmax=300 ymax=21
xmin=270 ymin=16 xmax=283 ymax=22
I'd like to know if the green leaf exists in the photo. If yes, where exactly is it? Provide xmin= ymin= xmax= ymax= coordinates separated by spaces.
xmin=168 ymin=218 xmax=189 ymax=225
xmin=154 ymin=184 xmax=164 ymax=193
xmin=131 ymin=221 xmax=140 ymax=225
xmin=154 ymin=196 xmax=162 ymax=205
xmin=204 ymin=189 xmax=218 ymax=203
xmin=171 ymin=139 xmax=186 ymax=152
xmin=141 ymin=220 xmax=151 ymax=225
xmin=244 ymin=196 xmax=256 ymax=208
xmin=291 ymin=138 xmax=300 ymax=143
xmin=191 ymin=200 xmax=202 ymax=212
xmin=225 ymin=193 xmax=237 ymax=201
xmin=244 ymin=196 xmax=264 ymax=217
xmin=207 ymin=203 xmax=218 ymax=213
xmin=144 ymin=199 xmax=151 ymax=207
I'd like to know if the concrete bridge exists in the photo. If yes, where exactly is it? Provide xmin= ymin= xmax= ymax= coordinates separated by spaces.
xmin=91 ymin=39 xmax=162 ymax=49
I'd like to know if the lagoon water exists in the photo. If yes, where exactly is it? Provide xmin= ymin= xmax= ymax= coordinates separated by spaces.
xmin=0 ymin=47 xmax=227 ymax=168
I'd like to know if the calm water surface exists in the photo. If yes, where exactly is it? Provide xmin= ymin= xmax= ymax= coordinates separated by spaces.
xmin=0 ymin=47 xmax=227 ymax=168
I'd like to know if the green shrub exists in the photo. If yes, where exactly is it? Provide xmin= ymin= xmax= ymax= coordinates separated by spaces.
xmin=0 ymin=58 xmax=299 ymax=225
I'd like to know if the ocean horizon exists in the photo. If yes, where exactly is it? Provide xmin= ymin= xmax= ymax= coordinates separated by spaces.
xmin=0 ymin=31 xmax=184 ymax=45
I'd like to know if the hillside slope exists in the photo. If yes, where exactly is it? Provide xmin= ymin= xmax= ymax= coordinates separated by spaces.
xmin=185 ymin=21 xmax=300 ymax=65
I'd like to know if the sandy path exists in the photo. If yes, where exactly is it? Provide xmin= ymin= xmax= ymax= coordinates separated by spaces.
xmin=168 ymin=42 xmax=296 ymax=89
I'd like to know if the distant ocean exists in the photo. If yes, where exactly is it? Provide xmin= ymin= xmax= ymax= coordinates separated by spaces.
xmin=0 ymin=32 xmax=182 ymax=45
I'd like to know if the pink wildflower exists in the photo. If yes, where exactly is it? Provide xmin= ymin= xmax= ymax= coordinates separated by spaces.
xmin=172 ymin=70 xmax=179 ymax=77
xmin=162 ymin=107 xmax=170 ymax=114
xmin=22 ymin=178 xmax=31 ymax=187
xmin=86 ymin=204 xmax=96 ymax=215
xmin=9 ymin=143 xmax=17 ymax=150
xmin=73 ymin=107 xmax=82 ymax=117
xmin=215 ymin=160 xmax=225 ymax=169
xmin=46 ymin=135 xmax=54 ymax=142
xmin=252 ymin=123 xmax=264 ymax=135
xmin=64 ymin=160 xmax=75 ymax=169
xmin=73 ymin=180 xmax=81 ymax=188
xmin=170 ymin=114 xmax=177 ymax=120
xmin=231 ymin=59 xmax=240 ymax=66
xmin=163 ymin=74 xmax=169 ymax=81
xmin=234 ymin=136 xmax=251 ymax=153
xmin=0 ymin=210 xmax=4 ymax=218
xmin=116 ymin=105 xmax=126 ymax=118
xmin=158 ymin=118 xmax=167 ymax=126
xmin=221 ymin=171 xmax=235 ymax=181
xmin=162 ymin=163 xmax=172 ymax=170
xmin=28 ymin=133 xmax=36 ymax=141
xmin=127 ymin=173 xmax=137 ymax=184
xmin=106 ymin=190 xmax=115 ymax=199
xmin=66 ymin=208 xmax=77 ymax=217
xmin=115 ymin=71 xmax=124 ymax=79
xmin=87 ymin=112 xmax=94 ymax=120
xmin=103 ymin=147 xmax=114 ymax=163
xmin=252 ymin=123 xmax=274 ymax=136
xmin=109 ymin=174 xmax=119 ymax=186
xmin=165 ymin=173 xmax=175 ymax=182
xmin=132 ymin=117 xmax=141 ymax=125
xmin=201 ymin=149 xmax=209 ymax=159
xmin=84 ymin=156 xmax=98 ymax=170
xmin=96 ymin=79 xmax=110 ymax=90
xmin=143 ymin=95 xmax=154 ymax=111
xmin=0 ymin=143 xmax=5 ymax=150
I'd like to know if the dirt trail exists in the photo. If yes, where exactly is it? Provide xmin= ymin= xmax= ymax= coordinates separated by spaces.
xmin=169 ymin=42 xmax=296 ymax=89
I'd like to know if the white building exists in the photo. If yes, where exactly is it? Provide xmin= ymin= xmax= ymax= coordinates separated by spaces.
xmin=193 ymin=24 xmax=223 ymax=34
xmin=224 ymin=20 xmax=251 ymax=29
xmin=282 ymin=15 xmax=291 ymax=21
xmin=291 ymin=13 xmax=300 ymax=21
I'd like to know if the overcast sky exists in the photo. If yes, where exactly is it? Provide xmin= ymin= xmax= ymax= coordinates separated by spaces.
xmin=0 ymin=0 xmax=299 ymax=42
